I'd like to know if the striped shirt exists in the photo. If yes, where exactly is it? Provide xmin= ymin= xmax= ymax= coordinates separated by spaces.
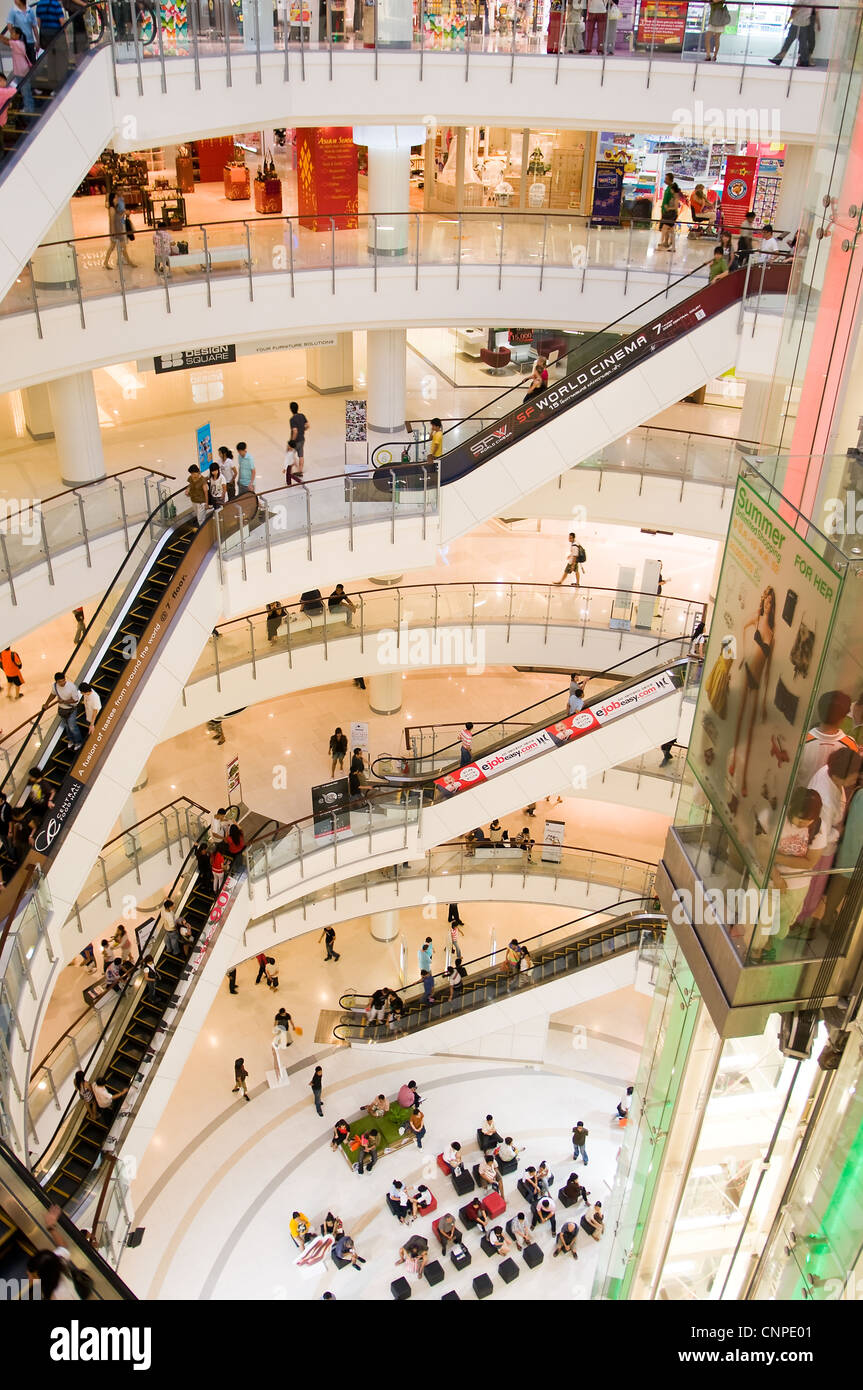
xmin=35 ymin=0 xmax=65 ymax=32
xmin=459 ymin=726 xmax=472 ymax=754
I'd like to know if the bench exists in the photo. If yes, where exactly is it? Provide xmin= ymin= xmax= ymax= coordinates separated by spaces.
xmin=472 ymin=847 xmax=525 ymax=861
xmin=171 ymin=245 xmax=249 ymax=273
xmin=290 ymin=608 xmax=351 ymax=634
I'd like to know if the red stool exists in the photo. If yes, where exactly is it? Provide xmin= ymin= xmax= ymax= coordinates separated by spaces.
xmin=482 ymin=1192 xmax=506 ymax=1220
xmin=436 ymin=1153 xmax=452 ymax=1176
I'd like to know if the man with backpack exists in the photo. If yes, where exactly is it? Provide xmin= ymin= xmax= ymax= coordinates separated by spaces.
xmin=556 ymin=532 xmax=585 ymax=587
xmin=0 ymin=645 xmax=23 ymax=698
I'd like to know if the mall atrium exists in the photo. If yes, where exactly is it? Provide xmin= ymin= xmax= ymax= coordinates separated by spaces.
xmin=0 ymin=0 xmax=860 ymax=1331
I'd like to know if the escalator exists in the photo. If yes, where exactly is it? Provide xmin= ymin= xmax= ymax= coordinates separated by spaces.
xmin=0 ymin=487 xmax=258 ymax=920
xmin=370 ymin=637 xmax=693 ymax=799
xmin=335 ymin=900 xmax=665 ymax=1042
xmin=38 ymin=819 xmax=241 ymax=1208
xmin=372 ymin=260 xmax=791 ymax=494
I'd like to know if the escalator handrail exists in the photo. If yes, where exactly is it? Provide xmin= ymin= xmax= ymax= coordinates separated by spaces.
xmin=0 ymin=465 xmax=175 ymax=530
xmin=371 ymin=638 xmax=693 ymax=783
xmin=337 ymin=898 xmax=663 ymax=1016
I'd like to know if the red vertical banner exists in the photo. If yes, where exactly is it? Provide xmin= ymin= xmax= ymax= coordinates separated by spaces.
xmin=720 ymin=155 xmax=758 ymax=231
xmin=296 ymin=127 xmax=358 ymax=232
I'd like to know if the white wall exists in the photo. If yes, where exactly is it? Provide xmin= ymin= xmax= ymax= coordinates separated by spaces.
xmin=111 ymin=51 xmax=825 ymax=150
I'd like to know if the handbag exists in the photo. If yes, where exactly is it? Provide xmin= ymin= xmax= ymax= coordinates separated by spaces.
xmin=294 ymin=1024 xmax=303 ymax=1036
xmin=124 ymin=215 xmax=135 ymax=241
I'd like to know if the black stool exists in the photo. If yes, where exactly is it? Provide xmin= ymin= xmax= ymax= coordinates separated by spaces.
xmin=523 ymin=1243 xmax=544 ymax=1269
xmin=459 ymin=1201 xmax=480 ymax=1230
xmin=391 ymin=1276 xmax=412 ymax=1299
xmin=441 ymin=1290 xmax=460 ymax=1300
xmin=499 ymin=1257 xmax=520 ymax=1284
xmin=424 ymin=1259 xmax=445 ymax=1287
xmin=473 ymin=1273 xmax=493 ymax=1299
xmin=498 ymin=1156 xmax=518 ymax=1176
xmin=450 ymin=1244 xmax=472 ymax=1271
xmin=480 ymin=1235 xmax=498 ymax=1258
xmin=451 ymin=1168 xmax=475 ymax=1196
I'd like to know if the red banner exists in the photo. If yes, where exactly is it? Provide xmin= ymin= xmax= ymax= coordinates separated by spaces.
xmin=720 ymin=155 xmax=758 ymax=232
xmin=296 ymin=127 xmax=358 ymax=232
xmin=635 ymin=0 xmax=688 ymax=50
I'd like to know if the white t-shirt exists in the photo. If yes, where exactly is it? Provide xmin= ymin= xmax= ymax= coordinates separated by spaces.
xmin=809 ymin=766 xmax=846 ymax=849
xmin=91 ymin=1083 xmax=116 ymax=1109
xmin=50 ymin=1247 xmax=81 ymax=1301
xmin=53 ymin=679 xmax=80 ymax=709
xmin=82 ymin=689 xmax=101 ymax=724
xmin=219 ymin=456 xmax=237 ymax=486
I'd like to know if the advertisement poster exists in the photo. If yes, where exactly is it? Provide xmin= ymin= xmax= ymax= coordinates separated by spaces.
xmin=311 ymin=777 xmax=352 ymax=840
xmin=541 ymin=819 xmax=565 ymax=864
xmin=435 ymin=669 xmax=679 ymax=796
xmin=345 ymin=399 xmax=368 ymax=442
xmin=296 ymin=127 xmax=358 ymax=232
xmin=196 ymin=422 xmax=213 ymax=469
xmin=591 ymin=164 xmax=624 ymax=226
xmin=635 ymin=0 xmax=688 ymax=50
xmin=687 ymin=478 xmax=841 ymax=882
xmin=720 ymin=155 xmax=758 ymax=231
xmin=226 ymin=753 xmax=241 ymax=804
xmin=350 ymin=721 xmax=369 ymax=753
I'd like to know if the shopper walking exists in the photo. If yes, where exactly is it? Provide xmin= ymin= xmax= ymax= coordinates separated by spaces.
xmin=233 ymin=1057 xmax=250 ymax=1101
xmin=418 ymin=935 xmax=434 ymax=973
xmin=72 ymin=607 xmax=87 ymax=644
xmin=319 ymin=925 xmax=340 ymax=961
xmin=103 ymin=192 xmax=136 ymax=268
xmin=310 ymin=1064 xmax=324 ymax=1117
xmin=556 ymin=532 xmax=584 ymax=586
xmin=0 ymin=645 xmax=23 ymax=698
xmin=52 ymin=672 xmax=84 ymax=749
xmin=288 ymin=401 xmax=308 ymax=481
xmin=572 ymin=1120 xmax=589 ymax=1164
xmin=217 ymin=447 xmax=238 ymax=501
xmin=459 ymin=722 xmax=474 ymax=767
xmin=185 ymin=465 xmax=208 ymax=526
xmin=770 ymin=4 xmax=813 ymax=64
xmin=328 ymin=726 xmax=348 ymax=777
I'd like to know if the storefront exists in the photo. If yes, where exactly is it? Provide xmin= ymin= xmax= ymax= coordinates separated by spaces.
xmin=424 ymin=125 xmax=594 ymax=212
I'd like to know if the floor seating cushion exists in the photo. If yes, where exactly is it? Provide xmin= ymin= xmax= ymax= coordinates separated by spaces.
xmin=482 ymin=1192 xmax=506 ymax=1220
xmin=499 ymin=1257 xmax=520 ymax=1284
xmin=451 ymin=1168 xmax=475 ymax=1196
xmin=523 ymin=1242 xmax=544 ymax=1269
xmin=391 ymin=1276 xmax=411 ymax=1300
xmin=473 ymin=1273 xmax=494 ymax=1299
xmin=424 ymin=1259 xmax=445 ymax=1286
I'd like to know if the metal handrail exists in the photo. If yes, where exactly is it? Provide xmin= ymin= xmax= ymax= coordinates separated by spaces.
xmin=0 ymin=466 xmax=175 ymax=529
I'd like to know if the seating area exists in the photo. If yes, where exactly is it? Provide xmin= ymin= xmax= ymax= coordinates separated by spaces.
xmin=338 ymin=1100 xmax=416 ymax=1169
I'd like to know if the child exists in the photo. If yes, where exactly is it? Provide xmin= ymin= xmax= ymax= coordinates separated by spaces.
xmin=0 ymin=27 xmax=34 ymax=114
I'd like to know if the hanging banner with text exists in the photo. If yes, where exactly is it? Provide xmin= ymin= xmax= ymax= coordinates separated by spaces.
xmin=720 ymin=155 xmax=758 ymax=231
xmin=297 ymin=127 xmax=358 ymax=232
xmin=196 ymin=422 xmax=213 ymax=469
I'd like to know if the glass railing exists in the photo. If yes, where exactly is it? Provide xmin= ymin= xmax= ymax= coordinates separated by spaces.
xmin=0 ymin=467 xmax=175 ymax=606
xmin=187 ymin=582 xmax=702 ymax=690
xmin=70 ymin=796 xmax=208 ymax=924
xmin=0 ymin=866 xmax=52 ymax=1154
xmin=1 ymin=211 xmax=724 ymax=330
xmin=334 ymin=898 xmax=664 ymax=1040
xmin=583 ymin=424 xmax=758 ymax=489
xmin=214 ymin=464 xmax=439 ymax=574
xmin=244 ymin=839 xmax=659 ymax=945
xmin=103 ymin=0 xmax=831 ymax=89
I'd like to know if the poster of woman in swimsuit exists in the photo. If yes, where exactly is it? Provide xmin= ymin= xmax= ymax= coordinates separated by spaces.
xmin=687 ymin=478 xmax=840 ymax=882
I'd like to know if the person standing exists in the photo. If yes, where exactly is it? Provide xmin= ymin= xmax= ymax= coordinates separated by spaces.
xmin=770 ymin=3 xmax=813 ymax=64
xmin=319 ymin=925 xmax=340 ymax=961
xmin=226 ymin=966 xmax=238 ymax=994
xmin=34 ymin=0 xmax=64 ymax=48
xmin=92 ymin=1076 xmax=128 ymax=1113
xmin=233 ymin=1057 xmax=250 ymax=1101
xmin=408 ymin=1108 xmax=426 ymax=1149
xmin=5 ymin=0 xmax=39 ymax=64
xmin=52 ymin=671 xmax=84 ymax=749
xmin=617 ymin=1084 xmax=633 ymax=1119
xmin=141 ymin=954 xmax=158 ymax=1004
xmin=210 ymin=843 xmax=226 ymax=893
xmin=217 ymin=447 xmax=238 ymax=501
xmin=328 ymin=726 xmax=348 ymax=777
xmin=572 ymin=1120 xmax=589 ymax=1165
xmin=207 ymin=464 xmax=226 ymax=511
xmin=603 ymin=0 xmax=620 ymax=51
xmin=556 ymin=532 xmax=583 ymax=586
xmin=420 ymin=969 xmax=434 ymax=1005
xmin=356 ymin=1127 xmax=379 ymax=1175
xmin=185 ymin=465 xmax=208 ymax=526
xmin=418 ymin=935 xmax=434 ymax=973
xmin=0 ymin=645 xmax=23 ymax=699
xmin=288 ymin=401 xmax=308 ymax=481
xmin=235 ymin=441 xmax=256 ymax=492
xmin=459 ymin=722 xmax=474 ymax=767
xmin=704 ymin=0 xmax=729 ymax=60
xmin=72 ymin=607 xmax=87 ymax=644
xmin=103 ymin=192 xmax=136 ymax=269
xmin=79 ymin=682 xmax=101 ymax=736
xmin=426 ymin=416 xmax=443 ymax=465
xmin=583 ymin=0 xmax=606 ymax=51
xmin=568 ymin=677 xmax=585 ymax=716
xmin=310 ymin=1064 xmax=324 ymax=1117
xmin=254 ymin=950 xmax=269 ymax=984
xmin=449 ymin=913 xmax=464 ymax=964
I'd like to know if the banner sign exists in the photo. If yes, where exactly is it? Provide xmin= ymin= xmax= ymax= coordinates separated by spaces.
xmin=687 ymin=478 xmax=841 ymax=883
xmin=311 ymin=777 xmax=352 ymax=840
xmin=720 ymin=155 xmax=758 ymax=231
xmin=196 ymin=422 xmax=213 ymax=469
xmin=541 ymin=819 xmax=565 ymax=864
xmin=32 ymin=777 xmax=85 ymax=856
xmin=345 ymin=399 xmax=368 ymax=442
xmin=155 ymin=345 xmax=236 ymax=373
xmin=591 ymin=164 xmax=624 ymax=226
xmin=297 ymin=126 xmax=358 ymax=232
xmin=435 ymin=670 xmax=679 ymax=797
xmin=634 ymin=0 xmax=688 ymax=49
xmin=350 ymin=721 xmax=369 ymax=753
xmin=226 ymin=753 xmax=241 ymax=803
xmin=443 ymin=264 xmax=791 ymax=483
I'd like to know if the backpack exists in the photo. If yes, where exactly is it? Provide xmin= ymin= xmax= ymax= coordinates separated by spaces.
xmin=576 ymin=544 xmax=587 ymax=564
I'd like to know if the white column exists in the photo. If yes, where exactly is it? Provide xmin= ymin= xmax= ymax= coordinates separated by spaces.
xmin=31 ymin=206 xmax=77 ymax=289
xmin=353 ymin=124 xmax=425 ymax=257
xmin=306 ymin=333 xmax=354 ymax=394
xmin=366 ymin=328 xmax=407 ymax=435
xmin=368 ymin=672 xmax=402 ymax=715
xmin=47 ymin=372 xmax=105 ymax=485
xmin=775 ymin=144 xmax=812 ymax=235
xmin=22 ymin=384 xmax=54 ymax=441
xmin=370 ymin=910 xmax=399 ymax=941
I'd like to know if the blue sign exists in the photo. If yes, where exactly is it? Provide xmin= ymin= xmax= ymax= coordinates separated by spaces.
xmin=591 ymin=164 xmax=624 ymax=227
xmin=196 ymin=422 xmax=213 ymax=468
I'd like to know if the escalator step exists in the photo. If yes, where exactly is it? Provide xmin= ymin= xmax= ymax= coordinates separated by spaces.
xmin=59 ymin=1156 xmax=92 ymax=1182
